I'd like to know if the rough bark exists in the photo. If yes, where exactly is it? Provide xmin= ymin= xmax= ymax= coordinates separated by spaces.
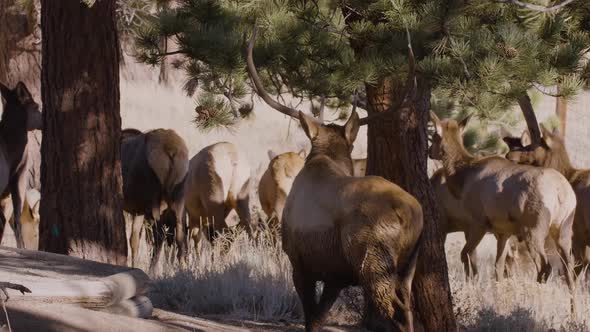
xmin=364 ymin=77 xmax=456 ymax=332
xmin=517 ymin=93 xmax=542 ymax=146
xmin=0 ymin=0 xmax=42 ymax=191
xmin=39 ymin=0 xmax=127 ymax=265
xmin=555 ymin=85 xmax=567 ymax=139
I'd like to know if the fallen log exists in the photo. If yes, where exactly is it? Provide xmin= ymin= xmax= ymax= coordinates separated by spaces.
xmin=0 ymin=246 xmax=152 ymax=317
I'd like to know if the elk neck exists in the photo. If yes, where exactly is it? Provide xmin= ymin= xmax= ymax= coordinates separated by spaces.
xmin=440 ymin=139 xmax=475 ymax=181
xmin=307 ymin=140 xmax=354 ymax=177
xmin=542 ymin=145 xmax=578 ymax=181
xmin=0 ymin=105 xmax=29 ymax=165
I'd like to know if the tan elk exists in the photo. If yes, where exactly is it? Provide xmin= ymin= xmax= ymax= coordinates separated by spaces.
xmin=122 ymin=128 xmax=189 ymax=270
xmin=246 ymin=27 xmax=423 ymax=332
xmin=505 ymin=125 xmax=590 ymax=270
xmin=258 ymin=150 xmax=306 ymax=228
xmin=185 ymin=142 xmax=255 ymax=252
xmin=0 ymin=189 xmax=41 ymax=249
xmin=0 ymin=82 xmax=42 ymax=249
xmin=429 ymin=112 xmax=576 ymax=294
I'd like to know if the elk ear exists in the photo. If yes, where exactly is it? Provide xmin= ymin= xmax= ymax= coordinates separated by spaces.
xmin=299 ymin=111 xmax=320 ymax=140
xmin=520 ymin=130 xmax=531 ymax=147
xmin=539 ymin=124 xmax=554 ymax=148
xmin=458 ymin=113 xmax=473 ymax=133
xmin=297 ymin=149 xmax=307 ymax=159
xmin=344 ymin=110 xmax=360 ymax=145
xmin=430 ymin=111 xmax=442 ymax=135
xmin=267 ymin=150 xmax=278 ymax=160
xmin=14 ymin=82 xmax=33 ymax=104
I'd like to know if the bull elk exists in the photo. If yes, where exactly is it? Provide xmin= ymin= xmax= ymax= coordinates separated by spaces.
xmin=0 ymin=82 xmax=42 ymax=249
xmin=121 ymin=128 xmax=189 ymax=271
xmin=247 ymin=26 xmax=423 ymax=332
xmin=505 ymin=125 xmax=590 ymax=271
xmin=185 ymin=142 xmax=255 ymax=252
xmin=429 ymin=113 xmax=576 ymax=299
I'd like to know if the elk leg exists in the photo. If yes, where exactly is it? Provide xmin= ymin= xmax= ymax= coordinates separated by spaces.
xmin=236 ymin=195 xmax=256 ymax=240
xmin=552 ymin=217 xmax=576 ymax=315
xmin=292 ymin=266 xmax=317 ymax=332
xmin=494 ymin=234 xmax=511 ymax=282
xmin=167 ymin=198 xmax=187 ymax=268
xmin=9 ymin=175 xmax=27 ymax=249
xmin=461 ymin=228 xmax=485 ymax=279
xmin=148 ymin=206 xmax=163 ymax=275
xmin=525 ymin=230 xmax=551 ymax=283
xmin=130 ymin=215 xmax=143 ymax=268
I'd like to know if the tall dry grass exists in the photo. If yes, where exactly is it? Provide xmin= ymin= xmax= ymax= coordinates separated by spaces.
xmin=123 ymin=60 xmax=589 ymax=331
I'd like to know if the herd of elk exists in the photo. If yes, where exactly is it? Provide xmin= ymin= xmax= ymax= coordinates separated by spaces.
xmin=3 ymin=75 xmax=588 ymax=328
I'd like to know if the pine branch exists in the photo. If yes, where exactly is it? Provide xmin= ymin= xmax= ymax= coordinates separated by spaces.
xmin=496 ymin=0 xmax=577 ymax=13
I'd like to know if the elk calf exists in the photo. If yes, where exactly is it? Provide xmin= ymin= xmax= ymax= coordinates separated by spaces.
xmin=430 ymin=113 xmax=576 ymax=294
xmin=0 ymin=82 xmax=42 ymax=249
xmin=122 ymin=128 xmax=189 ymax=271
xmin=185 ymin=142 xmax=255 ymax=252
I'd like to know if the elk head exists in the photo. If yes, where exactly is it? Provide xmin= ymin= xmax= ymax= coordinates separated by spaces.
xmin=504 ymin=125 xmax=570 ymax=172
xmin=428 ymin=111 xmax=472 ymax=161
xmin=299 ymin=110 xmax=359 ymax=176
xmin=0 ymin=82 xmax=42 ymax=131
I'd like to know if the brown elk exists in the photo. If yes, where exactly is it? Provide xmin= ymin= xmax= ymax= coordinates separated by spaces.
xmin=121 ymin=128 xmax=189 ymax=271
xmin=247 ymin=27 xmax=422 ymax=332
xmin=505 ymin=125 xmax=590 ymax=270
xmin=0 ymin=82 xmax=42 ymax=249
xmin=185 ymin=142 xmax=255 ymax=252
xmin=429 ymin=112 xmax=576 ymax=295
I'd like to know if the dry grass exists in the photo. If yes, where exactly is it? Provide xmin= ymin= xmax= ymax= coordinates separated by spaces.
xmin=104 ymin=60 xmax=590 ymax=331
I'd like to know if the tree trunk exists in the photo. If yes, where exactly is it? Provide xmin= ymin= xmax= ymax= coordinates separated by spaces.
xmin=555 ymin=85 xmax=567 ymax=139
xmin=517 ymin=93 xmax=542 ymax=146
xmin=39 ymin=0 xmax=127 ymax=265
xmin=364 ymin=77 xmax=456 ymax=332
xmin=0 ymin=0 xmax=42 ymax=191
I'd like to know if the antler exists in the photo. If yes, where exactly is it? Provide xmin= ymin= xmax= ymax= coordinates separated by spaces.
xmin=358 ymin=27 xmax=417 ymax=126
xmin=246 ymin=26 xmax=300 ymax=119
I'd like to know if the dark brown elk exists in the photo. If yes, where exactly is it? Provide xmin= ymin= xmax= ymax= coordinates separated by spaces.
xmin=185 ymin=142 xmax=255 ymax=251
xmin=0 ymin=189 xmax=41 ymax=249
xmin=121 ymin=128 xmax=189 ymax=271
xmin=429 ymin=112 xmax=576 ymax=297
xmin=0 ymin=82 xmax=42 ymax=249
xmin=247 ymin=27 xmax=423 ymax=332
xmin=505 ymin=125 xmax=590 ymax=271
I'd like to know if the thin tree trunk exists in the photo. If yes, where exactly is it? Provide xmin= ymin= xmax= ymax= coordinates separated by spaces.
xmin=517 ymin=93 xmax=542 ymax=146
xmin=0 ymin=0 xmax=42 ymax=191
xmin=555 ymin=85 xmax=567 ymax=139
xmin=364 ymin=78 xmax=456 ymax=332
xmin=158 ymin=37 xmax=169 ymax=85
xmin=39 ymin=0 xmax=126 ymax=265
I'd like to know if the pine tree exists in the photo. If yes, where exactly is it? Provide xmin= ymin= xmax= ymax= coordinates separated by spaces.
xmin=134 ymin=1 xmax=589 ymax=330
